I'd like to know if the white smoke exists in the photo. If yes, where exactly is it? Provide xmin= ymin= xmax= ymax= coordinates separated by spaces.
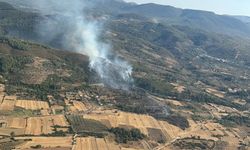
xmin=23 ymin=0 xmax=133 ymax=90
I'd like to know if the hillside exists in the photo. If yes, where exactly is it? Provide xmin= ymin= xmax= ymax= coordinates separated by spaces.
xmin=3 ymin=0 xmax=250 ymax=38
xmin=120 ymin=3 xmax=250 ymax=37
xmin=0 ymin=36 xmax=93 ymax=99
xmin=0 ymin=1 xmax=249 ymax=150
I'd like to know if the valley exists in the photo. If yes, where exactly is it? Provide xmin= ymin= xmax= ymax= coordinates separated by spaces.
xmin=0 ymin=1 xmax=249 ymax=150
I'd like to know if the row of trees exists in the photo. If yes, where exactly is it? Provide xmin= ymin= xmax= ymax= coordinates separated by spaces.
xmin=109 ymin=127 xmax=145 ymax=143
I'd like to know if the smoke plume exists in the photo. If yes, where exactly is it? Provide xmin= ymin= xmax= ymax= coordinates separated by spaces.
xmin=26 ymin=0 xmax=133 ymax=90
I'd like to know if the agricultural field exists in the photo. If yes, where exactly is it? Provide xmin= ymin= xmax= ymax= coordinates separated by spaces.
xmin=74 ymin=137 xmax=120 ymax=150
xmin=70 ymin=100 xmax=88 ymax=112
xmin=40 ymin=109 xmax=50 ymax=115
xmin=15 ymin=100 xmax=49 ymax=110
xmin=0 ymin=115 xmax=69 ymax=136
xmin=6 ymin=117 xmax=26 ymax=129
xmin=0 ymin=137 xmax=26 ymax=150
xmin=51 ymin=105 xmax=64 ymax=114
xmin=68 ymin=115 xmax=108 ymax=134
xmin=83 ymin=110 xmax=183 ymax=140
xmin=16 ymin=136 xmax=73 ymax=149
xmin=25 ymin=115 xmax=69 ymax=135
xmin=0 ymin=96 xmax=16 ymax=111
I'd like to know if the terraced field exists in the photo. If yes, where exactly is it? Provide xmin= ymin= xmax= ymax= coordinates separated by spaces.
xmin=70 ymin=101 xmax=88 ymax=112
xmin=1 ymin=115 xmax=69 ymax=136
xmin=25 ymin=115 xmax=69 ymax=135
xmin=0 ymin=96 xmax=16 ymax=111
xmin=15 ymin=100 xmax=49 ymax=110
xmin=16 ymin=136 xmax=73 ymax=149
xmin=84 ymin=110 xmax=183 ymax=140
xmin=7 ymin=117 xmax=26 ymax=129
xmin=74 ymin=137 xmax=129 ymax=150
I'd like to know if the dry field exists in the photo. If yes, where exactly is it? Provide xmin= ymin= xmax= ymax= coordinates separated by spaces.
xmin=206 ymin=88 xmax=225 ymax=98
xmin=203 ymin=103 xmax=241 ymax=119
xmin=25 ymin=117 xmax=53 ymax=135
xmin=165 ymin=99 xmax=184 ymax=107
xmin=176 ymin=120 xmax=220 ymax=140
xmin=171 ymin=83 xmax=185 ymax=93
xmin=7 ymin=117 xmax=26 ymax=129
xmin=0 ymin=128 xmax=25 ymax=136
xmin=41 ymin=109 xmax=50 ymax=115
xmin=0 ymin=96 xmax=16 ymax=111
xmin=74 ymin=137 xmax=123 ymax=150
xmin=70 ymin=101 xmax=88 ymax=112
xmin=15 ymin=100 xmax=49 ymax=110
xmin=84 ymin=110 xmax=182 ymax=140
xmin=233 ymin=99 xmax=247 ymax=105
xmin=83 ymin=109 xmax=245 ymax=150
xmin=16 ymin=136 xmax=73 ymax=149
xmin=0 ymin=115 xmax=69 ymax=136
xmin=25 ymin=115 xmax=69 ymax=135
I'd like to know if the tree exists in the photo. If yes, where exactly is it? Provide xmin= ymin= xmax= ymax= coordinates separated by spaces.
xmin=10 ymin=131 xmax=15 ymax=140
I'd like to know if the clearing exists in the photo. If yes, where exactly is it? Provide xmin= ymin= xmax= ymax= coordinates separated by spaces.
xmin=16 ymin=136 xmax=73 ymax=149
xmin=73 ymin=137 xmax=138 ymax=150
xmin=15 ymin=100 xmax=49 ymax=110
xmin=0 ymin=96 xmax=16 ymax=111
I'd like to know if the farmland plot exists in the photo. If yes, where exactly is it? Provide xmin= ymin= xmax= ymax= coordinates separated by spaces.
xmin=68 ymin=115 xmax=107 ymax=133
xmin=74 ymin=137 xmax=120 ymax=150
xmin=16 ymin=136 xmax=73 ymax=149
xmin=25 ymin=115 xmax=69 ymax=135
xmin=7 ymin=117 xmax=26 ymax=129
xmin=15 ymin=100 xmax=49 ymax=110
xmin=70 ymin=101 xmax=88 ymax=112
xmin=52 ymin=115 xmax=69 ymax=127
xmin=0 ymin=96 xmax=16 ymax=111
xmin=83 ymin=110 xmax=182 ymax=140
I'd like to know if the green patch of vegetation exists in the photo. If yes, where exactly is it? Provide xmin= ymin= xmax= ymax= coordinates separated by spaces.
xmin=109 ymin=127 xmax=145 ymax=143
xmin=67 ymin=115 xmax=108 ymax=134
xmin=0 ymin=138 xmax=25 ymax=150
xmin=0 ymin=55 xmax=33 ymax=74
xmin=0 ymin=37 xmax=30 ymax=50
xmin=226 ymin=90 xmax=250 ymax=100
xmin=134 ymin=77 xmax=174 ymax=96
xmin=115 ymin=104 xmax=147 ymax=114
xmin=218 ymin=115 xmax=250 ymax=127
xmin=30 ymin=145 xmax=42 ymax=149
xmin=0 ymin=107 xmax=37 ymax=117
xmin=173 ymin=137 xmax=215 ymax=150
xmin=5 ymin=76 xmax=61 ymax=101
xmin=192 ymin=113 xmax=213 ymax=121
xmin=159 ymin=114 xmax=190 ymax=130
xmin=176 ymin=90 xmax=242 ymax=110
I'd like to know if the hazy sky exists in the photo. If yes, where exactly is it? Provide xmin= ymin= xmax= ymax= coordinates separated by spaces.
xmin=124 ymin=0 xmax=250 ymax=16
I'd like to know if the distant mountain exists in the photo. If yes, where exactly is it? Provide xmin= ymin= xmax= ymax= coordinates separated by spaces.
xmin=234 ymin=16 xmax=250 ymax=23
xmin=119 ymin=3 xmax=250 ymax=38
xmin=3 ymin=0 xmax=250 ymax=38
